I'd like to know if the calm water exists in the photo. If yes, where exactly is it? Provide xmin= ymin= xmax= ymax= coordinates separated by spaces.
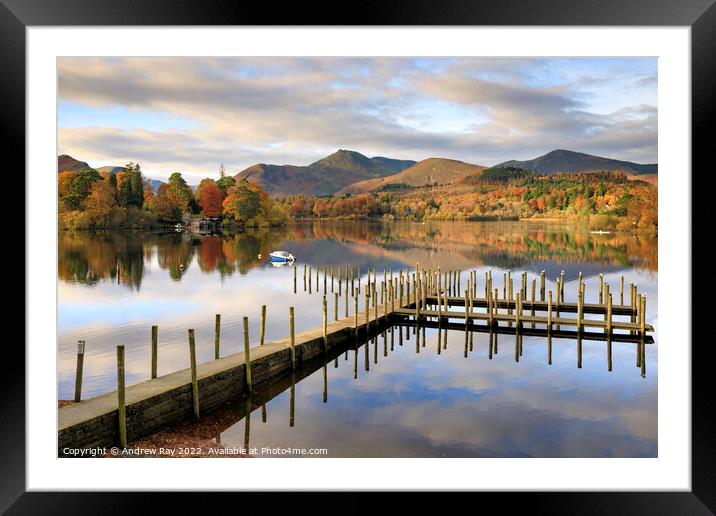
xmin=58 ymin=220 xmax=658 ymax=457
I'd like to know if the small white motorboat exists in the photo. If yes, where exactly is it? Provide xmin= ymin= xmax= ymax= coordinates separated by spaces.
xmin=269 ymin=250 xmax=295 ymax=263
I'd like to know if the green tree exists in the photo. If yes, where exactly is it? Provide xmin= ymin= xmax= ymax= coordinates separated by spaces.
xmin=167 ymin=172 xmax=192 ymax=213
xmin=63 ymin=168 xmax=101 ymax=210
xmin=222 ymin=180 xmax=261 ymax=223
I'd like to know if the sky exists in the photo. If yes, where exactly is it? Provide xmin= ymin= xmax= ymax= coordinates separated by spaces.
xmin=58 ymin=57 xmax=657 ymax=184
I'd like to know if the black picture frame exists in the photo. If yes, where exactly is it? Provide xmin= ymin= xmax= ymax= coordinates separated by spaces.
xmin=4 ymin=0 xmax=714 ymax=512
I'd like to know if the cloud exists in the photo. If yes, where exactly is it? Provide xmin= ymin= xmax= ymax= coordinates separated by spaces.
xmin=58 ymin=57 xmax=658 ymax=180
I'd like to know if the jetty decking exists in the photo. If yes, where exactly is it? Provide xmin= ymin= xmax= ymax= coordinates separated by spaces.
xmin=59 ymin=265 xmax=654 ymax=455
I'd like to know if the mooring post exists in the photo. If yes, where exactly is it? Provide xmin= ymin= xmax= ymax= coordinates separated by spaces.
xmin=494 ymin=288 xmax=499 ymax=325
xmin=488 ymin=289 xmax=493 ymax=326
xmin=149 ymin=324 xmax=158 ymax=378
xmin=322 ymin=295 xmax=328 ymax=351
xmin=116 ymin=345 xmax=127 ymax=448
xmin=338 ymin=267 xmax=342 ymax=296
xmin=188 ymin=329 xmax=200 ymax=420
xmin=640 ymin=294 xmax=646 ymax=336
xmin=620 ymin=275 xmax=624 ymax=306
xmin=243 ymin=317 xmax=252 ymax=390
xmin=260 ymin=305 xmax=266 ymax=345
xmin=599 ymin=274 xmax=604 ymax=305
xmin=303 ymin=264 xmax=306 ymax=291
xmin=213 ymin=315 xmax=220 ymax=359
xmin=331 ymin=267 xmax=334 ymax=293
xmin=530 ymin=279 xmax=536 ymax=327
xmin=74 ymin=340 xmax=85 ymax=403
xmin=521 ymin=272 xmax=526 ymax=299
xmin=365 ymin=289 xmax=370 ymax=334
xmin=515 ymin=292 xmax=521 ymax=327
xmin=289 ymin=307 xmax=296 ymax=370
xmin=334 ymin=292 xmax=339 ymax=321
xmin=555 ymin=277 xmax=561 ymax=331
xmin=294 ymin=265 xmax=297 ymax=293
xmin=607 ymin=291 xmax=613 ymax=336
xmin=603 ymin=284 xmax=610 ymax=333
xmin=308 ymin=266 xmax=312 ymax=293
xmin=508 ymin=278 xmax=513 ymax=317
xmin=540 ymin=270 xmax=545 ymax=301
xmin=547 ymin=291 xmax=553 ymax=333
xmin=354 ymin=288 xmax=359 ymax=328
xmin=464 ymin=289 xmax=469 ymax=329
xmin=577 ymin=290 xmax=584 ymax=334
xmin=345 ymin=280 xmax=349 ymax=317
xmin=323 ymin=267 xmax=327 ymax=295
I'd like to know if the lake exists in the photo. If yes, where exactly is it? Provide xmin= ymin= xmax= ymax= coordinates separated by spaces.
xmin=58 ymin=220 xmax=658 ymax=457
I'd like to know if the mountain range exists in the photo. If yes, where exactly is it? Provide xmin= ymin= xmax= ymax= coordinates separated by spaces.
xmin=494 ymin=149 xmax=657 ymax=176
xmin=58 ymin=148 xmax=657 ymax=197
xmin=233 ymin=150 xmax=416 ymax=196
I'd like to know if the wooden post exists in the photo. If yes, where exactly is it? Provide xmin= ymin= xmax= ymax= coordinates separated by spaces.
xmin=294 ymin=264 xmax=297 ymax=293
xmin=323 ymin=267 xmax=327 ymax=295
xmin=331 ymin=267 xmax=334 ymax=293
xmin=322 ymin=295 xmax=328 ymax=351
xmin=464 ymin=289 xmax=469 ymax=329
xmin=74 ymin=340 xmax=85 ymax=402
xmin=515 ymin=292 xmax=521 ymax=327
xmin=607 ymin=291 xmax=613 ymax=336
xmin=345 ymin=280 xmax=349 ymax=317
xmin=188 ymin=329 xmax=200 ymax=420
xmin=577 ymin=290 xmax=583 ymax=334
xmin=508 ymin=278 xmax=513 ymax=317
xmin=603 ymin=284 xmax=610 ymax=333
xmin=620 ymin=275 xmax=624 ymax=305
xmin=556 ymin=277 xmax=561 ymax=331
xmin=640 ymin=295 xmax=646 ymax=336
xmin=243 ymin=316 xmax=252 ymax=389
xmin=540 ymin=270 xmax=545 ymax=301
xmin=494 ymin=288 xmax=499 ymax=326
xmin=303 ymin=264 xmax=306 ymax=292
xmin=599 ymin=274 xmax=604 ymax=305
xmin=530 ymin=279 xmax=536 ymax=328
xmin=334 ymin=292 xmax=339 ymax=321
xmin=116 ymin=345 xmax=127 ymax=448
xmin=308 ymin=266 xmax=312 ymax=293
xmin=365 ymin=289 xmax=370 ymax=334
xmin=213 ymin=315 xmax=220 ymax=359
xmin=354 ymin=288 xmax=359 ymax=328
xmin=150 ymin=325 xmax=159 ymax=377
xmin=521 ymin=272 xmax=527 ymax=299
xmin=289 ymin=307 xmax=296 ymax=370
xmin=260 ymin=305 xmax=266 ymax=345
xmin=547 ymin=291 xmax=552 ymax=332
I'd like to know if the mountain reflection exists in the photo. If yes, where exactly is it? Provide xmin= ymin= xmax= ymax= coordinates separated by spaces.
xmin=58 ymin=221 xmax=656 ymax=291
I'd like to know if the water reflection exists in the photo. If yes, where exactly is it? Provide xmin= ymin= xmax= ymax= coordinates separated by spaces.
xmin=58 ymin=218 xmax=658 ymax=455
xmin=169 ymin=322 xmax=655 ymax=458
xmin=58 ymin=221 xmax=657 ymax=292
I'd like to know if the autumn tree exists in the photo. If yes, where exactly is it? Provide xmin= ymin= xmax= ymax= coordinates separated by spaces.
xmin=198 ymin=179 xmax=224 ymax=218
xmin=222 ymin=180 xmax=261 ymax=223
xmin=84 ymin=180 xmax=118 ymax=226
xmin=61 ymin=168 xmax=101 ymax=210
xmin=153 ymin=183 xmax=184 ymax=221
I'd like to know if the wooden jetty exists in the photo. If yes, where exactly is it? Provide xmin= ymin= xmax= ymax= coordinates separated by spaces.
xmin=59 ymin=266 xmax=654 ymax=454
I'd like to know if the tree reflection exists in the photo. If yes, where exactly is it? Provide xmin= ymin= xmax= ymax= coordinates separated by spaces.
xmin=58 ymin=221 xmax=656 ymax=291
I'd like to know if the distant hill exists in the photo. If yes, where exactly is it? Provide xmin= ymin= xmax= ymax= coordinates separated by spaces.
xmin=339 ymin=158 xmax=487 ymax=195
xmin=494 ymin=149 xmax=657 ymax=176
xmin=234 ymin=150 xmax=416 ymax=196
xmin=96 ymin=165 xmax=129 ymax=175
xmin=58 ymin=154 xmax=95 ymax=174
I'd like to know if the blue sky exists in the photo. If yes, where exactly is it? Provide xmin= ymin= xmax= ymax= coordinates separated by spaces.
xmin=58 ymin=57 xmax=657 ymax=183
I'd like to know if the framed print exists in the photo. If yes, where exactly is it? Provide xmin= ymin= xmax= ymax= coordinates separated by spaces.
xmin=4 ymin=0 xmax=715 ymax=512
